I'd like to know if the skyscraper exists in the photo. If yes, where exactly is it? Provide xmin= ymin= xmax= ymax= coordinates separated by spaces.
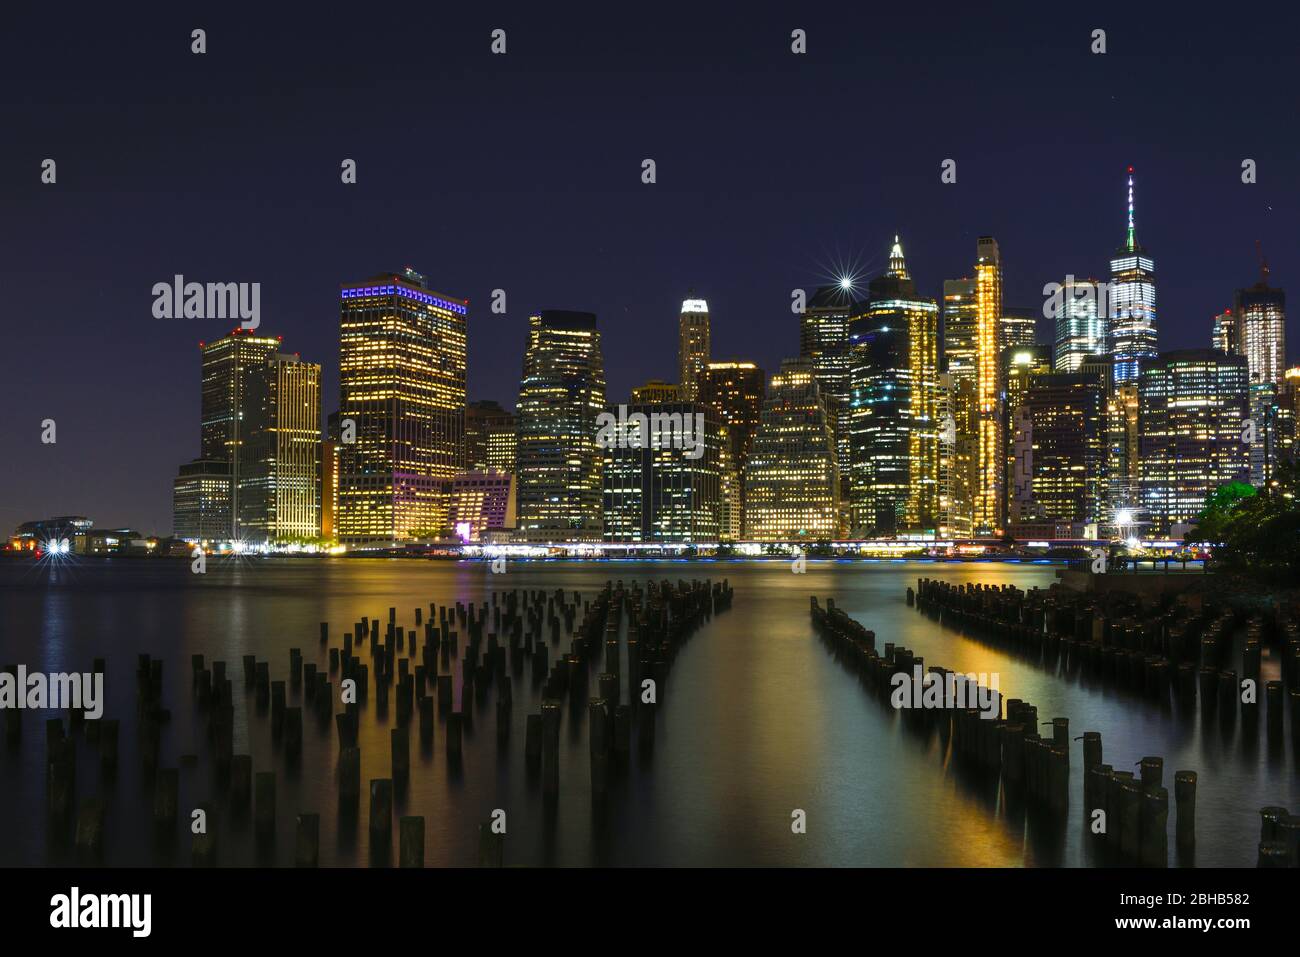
xmin=630 ymin=380 xmax=682 ymax=405
xmin=848 ymin=237 xmax=940 ymax=536
xmin=849 ymin=313 xmax=909 ymax=536
xmin=1054 ymin=276 xmax=1109 ymax=372
xmin=465 ymin=400 xmax=516 ymax=474
xmin=337 ymin=268 xmax=468 ymax=544
xmin=800 ymin=284 xmax=854 ymax=493
xmin=697 ymin=360 xmax=765 ymax=537
xmin=942 ymin=278 xmax=979 ymax=538
xmin=1234 ymin=264 xmax=1286 ymax=387
xmin=1211 ymin=308 xmax=1236 ymax=355
xmin=1002 ymin=344 xmax=1053 ymax=525
xmin=515 ymin=310 xmax=607 ymax=542
xmin=998 ymin=307 xmax=1038 ymax=353
xmin=1228 ymin=263 xmax=1285 ymax=484
xmin=172 ymin=459 xmax=233 ymax=542
xmin=942 ymin=278 xmax=979 ymax=385
xmin=320 ymin=412 xmax=339 ymax=542
xmin=238 ymin=353 xmax=321 ymax=543
xmin=1138 ymin=350 xmax=1249 ymax=535
xmin=744 ymin=359 xmax=840 ymax=541
xmin=199 ymin=329 xmax=282 ymax=537
xmin=447 ymin=471 xmax=516 ymax=541
xmin=601 ymin=401 xmax=721 ymax=543
xmin=1109 ymin=168 xmax=1158 ymax=386
xmin=678 ymin=298 xmax=710 ymax=401
xmin=1009 ymin=372 xmax=1105 ymax=537
xmin=974 ymin=236 xmax=1004 ymax=535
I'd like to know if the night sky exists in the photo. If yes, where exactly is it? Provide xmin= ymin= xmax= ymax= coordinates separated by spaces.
xmin=4 ymin=4 xmax=1298 ymax=535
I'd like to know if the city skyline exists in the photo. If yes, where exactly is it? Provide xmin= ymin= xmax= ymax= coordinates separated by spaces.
xmin=18 ymin=185 xmax=1298 ymax=541
xmin=7 ymin=8 xmax=1300 ymax=535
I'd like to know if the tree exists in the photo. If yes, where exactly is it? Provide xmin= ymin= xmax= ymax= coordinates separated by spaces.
xmin=1202 ymin=462 xmax=1300 ymax=584
xmin=1189 ymin=481 xmax=1256 ymax=544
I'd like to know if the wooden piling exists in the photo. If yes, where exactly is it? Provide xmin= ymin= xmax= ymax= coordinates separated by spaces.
xmin=254 ymin=771 xmax=276 ymax=843
xmin=369 ymin=778 xmax=393 ymax=849
xmin=399 ymin=816 xmax=424 ymax=868
xmin=295 ymin=812 xmax=320 ymax=867
xmin=339 ymin=746 xmax=361 ymax=805
xmin=153 ymin=767 xmax=179 ymax=833
xmin=478 ymin=821 xmax=504 ymax=867
xmin=74 ymin=798 xmax=105 ymax=861
xmin=1174 ymin=771 xmax=1196 ymax=848
xmin=230 ymin=754 xmax=252 ymax=811
xmin=391 ymin=727 xmax=410 ymax=781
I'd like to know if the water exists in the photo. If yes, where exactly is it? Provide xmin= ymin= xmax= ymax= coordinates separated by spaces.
xmin=1 ymin=558 xmax=1295 ymax=866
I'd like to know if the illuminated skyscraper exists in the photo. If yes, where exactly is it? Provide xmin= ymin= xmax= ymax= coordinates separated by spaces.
xmin=447 ymin=471 xmax=516 ymax=541
xmin=744 ymin=358 xmax=840 ymax=541
xmin=848 ymin=237 xmax=940 ymax=536
xmin=934 ymin=373 xmax=956 ymax=538
xmin=320 ymin=413 xmax=338 ymax=543
xmin=172 ymin=459 xmax=233 ymax=542
xmin=998 ymin=307 xmax=1038 ymax=353
xmin=697 ymin=360 xmax=765 ymax=537
xmin=678 ymin=298 xmax=710 ymax=401
xmin=1109 ymin=168 xmax=1158 ymax=386
xmin=974 ymin=236 xmax=1004 ymax=535
xmin=199 ymin=329 xmax=282 ymax=537
xmin=943 ymin=278 xmax=979 ymax=385
xmin=1279 ymin=367 xmax=1300 ymax=466
xmin=337 ymin=268 xmax=468 ymax=544
xmin=1054 ymin=276 xmax=1109 ymax=372
xmin=631 ymin=380 xmax=682 ymax=404
xmin=1138 ymin=350 xmax=1249 ymax=535
xmin=942 ymin=278 xmax=979 ymax=537
xmin=1079 ymin=353 xmax=1135 ymax=526
xmin=1211 ymin=308 xmax=1236 ymax=354
xmin=238 ymin=354 xmax=322 ymax=543
xmin=1010 ymin=372 xmax=1105 ymax=536
xmin=1229 ymin=264 xmax=1286 ymax=484
xmin=1002 ymin=344 xmax=1053 ymax=524
xmin=516 ymin=310 xmax=606 ymax=542
xmin=849 ymin=313 xmax=908 ymax=536
xmin=800 ymin=285 xmax=854 ymax=490
xmin=601 ymin=401 xmax=721 ymax=543
xmin=1234 ymin=265 xmax=1286 ymax=388
xmin=465 ymin=400 xmax=516 ymax=474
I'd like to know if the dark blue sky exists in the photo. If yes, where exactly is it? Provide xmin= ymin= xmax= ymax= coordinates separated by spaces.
xmin=3 ymin=3 xmax=1298 ymax=534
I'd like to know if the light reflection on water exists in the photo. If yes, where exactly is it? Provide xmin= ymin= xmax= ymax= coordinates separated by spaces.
xmin=0 ymin=558 xmax=1294 ymax=866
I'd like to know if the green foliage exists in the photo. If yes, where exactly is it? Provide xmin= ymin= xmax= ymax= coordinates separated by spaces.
xmin=1195 ymin=463 xmax=1299 ymax=584
xmin=1191 ymin=481 xmax=1256 ymax=544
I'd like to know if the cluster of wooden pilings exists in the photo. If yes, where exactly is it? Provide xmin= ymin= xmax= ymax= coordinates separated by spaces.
xmin=1257 ymin=805 xmax=1300 ymax=866
xmin=15 ymin=576 xmax=732 ymax=867
xmin=811 ymin=594 xmax=1209 ymax=867
xmin=909 ymin=579 xmax=1300 ymax=744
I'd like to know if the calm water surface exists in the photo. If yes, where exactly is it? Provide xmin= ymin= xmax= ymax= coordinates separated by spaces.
xmin=1 ymin=558 xmax=1294 ymax=867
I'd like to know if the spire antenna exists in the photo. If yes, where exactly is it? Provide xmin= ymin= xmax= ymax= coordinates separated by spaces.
xmin=1125 ymin=166 xmax=1136 ymax=251
xmin=888 ymin=234 xmax=909 ymax=279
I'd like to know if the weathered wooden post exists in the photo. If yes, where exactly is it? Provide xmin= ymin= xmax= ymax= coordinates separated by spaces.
xmin=295 ymin=812 xmax=320 ymax=867
xmin=153 ymin=767 xmax=179 ymax=835
xmin=231 ymin=754 xmax=252 ymax=811
xmin=369 ymin=778 xmax=393 ymax=851
xmin=339 ymin=747 xmax=361 ymax=806
xmin=400 ymin=816 xmax=424 ymax=868
xmin=391 ymin=727 xmax=410 ymax=783
xmin=255 ymin=771 xmax=276 ymax=845
xmin=478 ymin=819 xmax=504 ymax=867
xmin=1174 ymin=770 xmax=1196 ymax=850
